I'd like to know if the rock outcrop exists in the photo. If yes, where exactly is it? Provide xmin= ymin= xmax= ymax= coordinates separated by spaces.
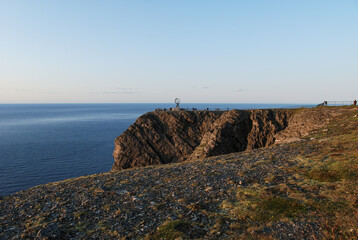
xmin=274 ymin=108 xmax=342 ymax=143
xmin=112 ymin=109 xmax=297 ymax=170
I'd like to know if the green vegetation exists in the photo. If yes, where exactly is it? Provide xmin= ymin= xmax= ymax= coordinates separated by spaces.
xmin=284 ymin=107 xmax=358 ymax=237
xmin=220 ymin=107 xmax=358 ymax=238
xmin=147 ymin=220 xmax=192 ymax=240
xmin=222 ymin=186 xmax=307 ymax=223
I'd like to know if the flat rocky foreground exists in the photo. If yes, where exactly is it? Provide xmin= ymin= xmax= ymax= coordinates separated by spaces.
xmin=1 ymin=107 xmax=358 ymax=239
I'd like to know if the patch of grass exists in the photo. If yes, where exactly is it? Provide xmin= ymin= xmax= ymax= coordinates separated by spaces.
xmin=259 ymin=196 xmax=307 ymax=220
xmin=147 ymin=220 xmax=192 ymax=240
xmin=310 ymin=199 xmax=350 ymax=216
xmin=295 ymin=110 xmax=358 ymax=183
xmin=281 ymin=108 xmax=358 ymax=238
xmin=223 ymin=186 xmax=307 ymax=223
xmin=307 ymin=158 xmax=358 ymax=182
xmin=307 ymin=167 xmax=343 ymax=182
xmin=319 ymin=211 xmax=358 ymax=239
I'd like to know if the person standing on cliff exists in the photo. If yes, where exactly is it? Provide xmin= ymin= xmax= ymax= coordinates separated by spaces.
xmin=354 ymin=100 xmax=357 ymax=106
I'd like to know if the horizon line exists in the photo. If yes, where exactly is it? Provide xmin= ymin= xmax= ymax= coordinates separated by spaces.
xmin=0 ymin=102 xmax=318 ymax=105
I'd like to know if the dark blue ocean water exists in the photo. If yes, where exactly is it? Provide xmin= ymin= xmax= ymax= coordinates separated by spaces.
xmin=0 ymin=103 xmax=314 ymax=196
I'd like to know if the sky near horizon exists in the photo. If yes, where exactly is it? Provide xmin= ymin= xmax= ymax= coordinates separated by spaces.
xmin=1 ymin=1 xmax=357 ymax=104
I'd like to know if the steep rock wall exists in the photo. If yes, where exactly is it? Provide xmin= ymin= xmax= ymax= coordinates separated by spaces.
xmin=189 ymin=109 xmax=291 ymax=160
xmin=112 ymin=109 xmax=294 ymax=170
xmin=112 ymin=111 xmax=223 ymax=170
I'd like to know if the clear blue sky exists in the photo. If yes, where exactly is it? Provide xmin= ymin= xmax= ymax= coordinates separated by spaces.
xmin=1 ymin=1 xmax=357 ymax=103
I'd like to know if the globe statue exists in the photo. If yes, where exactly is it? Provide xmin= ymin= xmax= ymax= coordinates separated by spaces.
xmin=175 ymin=98 xmax=180 ymax=110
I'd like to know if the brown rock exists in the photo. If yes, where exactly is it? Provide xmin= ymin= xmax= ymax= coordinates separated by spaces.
xmin=112 ymin=109 xmax=296 ymax=170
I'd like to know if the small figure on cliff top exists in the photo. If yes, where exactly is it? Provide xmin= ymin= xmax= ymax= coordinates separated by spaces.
xmin=354 ymin=100 xmax=357 ymax=106
xmin=174 ymin=98 xmax=180 ymax=111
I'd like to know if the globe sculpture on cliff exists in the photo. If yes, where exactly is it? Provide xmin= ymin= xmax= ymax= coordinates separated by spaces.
xmin=175 ymin=98 xmax=180 ymax=111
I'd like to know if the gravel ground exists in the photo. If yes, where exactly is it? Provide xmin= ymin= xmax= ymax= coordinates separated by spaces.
xmin=0 ymin=141 xmax=324 ymax=240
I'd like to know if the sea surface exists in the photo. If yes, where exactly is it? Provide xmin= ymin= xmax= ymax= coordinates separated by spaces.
xmin=0 ymin=103 xmax=314 ymax=196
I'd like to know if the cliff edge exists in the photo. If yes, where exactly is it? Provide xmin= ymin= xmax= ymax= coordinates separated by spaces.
xmin=112 ymin=108 xmax=338 ymax=171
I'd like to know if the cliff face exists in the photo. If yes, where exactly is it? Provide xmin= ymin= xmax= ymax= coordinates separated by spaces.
xmin=112 ymin=109 xmax=295 ymax=170
xmin=112 ymin=111 xmax=222 ymax=170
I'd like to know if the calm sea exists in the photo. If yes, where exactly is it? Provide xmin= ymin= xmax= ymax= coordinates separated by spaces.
xmin=0 ymin=103 xmax=314 ymax=196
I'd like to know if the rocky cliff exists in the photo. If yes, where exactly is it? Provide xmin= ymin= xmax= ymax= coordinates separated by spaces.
xmin=112 ymin=109 xmax=305 ymax=170
xmin=2 ymin=107 xmax=357 ymax=240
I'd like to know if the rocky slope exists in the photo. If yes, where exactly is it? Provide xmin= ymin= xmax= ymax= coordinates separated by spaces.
xmin=112 ymin=108 xmax=338 ymax=171
xmin=1 ymin=106 xmax=357 ymax=240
